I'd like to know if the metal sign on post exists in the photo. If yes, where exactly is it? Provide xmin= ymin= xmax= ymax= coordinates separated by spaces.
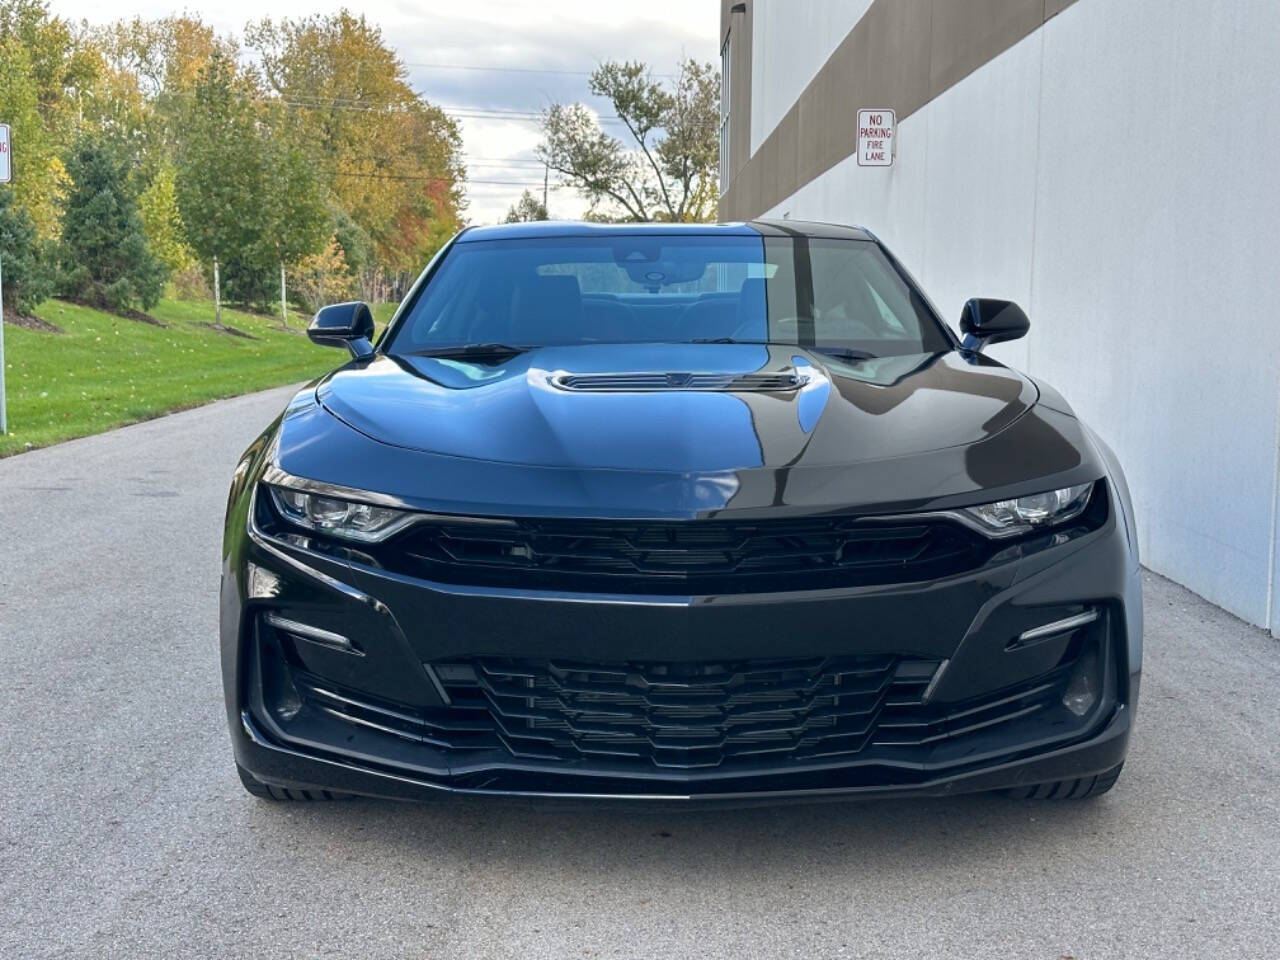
xmin=1 ymin=122 xmax=11 ymax=435
xmin=1 ymin=246 xmax=7 ymax=435
xmin=0 ymin=123 xmax=11 ymax=183
xmin=856 ymin=109 xmax=895 ymax=167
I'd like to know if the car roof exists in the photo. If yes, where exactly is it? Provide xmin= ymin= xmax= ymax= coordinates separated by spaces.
xmin=456 ymin=219 xmax=876 ymax=243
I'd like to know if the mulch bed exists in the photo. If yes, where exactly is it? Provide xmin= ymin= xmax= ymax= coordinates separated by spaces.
xmin=63 ymin=297 xmax=166 ymax=327
xmin=2 ymin=307 xmax=63 ymax=333
xmin=196 ymin=321 xmax=257 ymax=340
xmin=118 ymin=307 xmax=166 ymax=327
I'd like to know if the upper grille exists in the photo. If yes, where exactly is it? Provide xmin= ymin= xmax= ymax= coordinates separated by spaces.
xmin=551 ymin=372 xmax=809 ymax=393
xmin=390 ymin=514 xmax=986 ymax=594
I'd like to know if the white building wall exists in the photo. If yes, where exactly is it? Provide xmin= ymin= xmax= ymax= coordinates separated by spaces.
xmin=759 ymin=0 xmax=1280 ymax=636
xmin=749 ymin=0 xmax=875 ymax=155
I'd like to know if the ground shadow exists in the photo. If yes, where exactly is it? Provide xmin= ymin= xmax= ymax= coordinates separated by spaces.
xmin=257 ymin=784 xmax=1123 ymax=883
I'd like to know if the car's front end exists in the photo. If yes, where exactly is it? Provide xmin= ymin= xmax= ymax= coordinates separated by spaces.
xmin=220 ymin=220 xmax=1141 ymax=804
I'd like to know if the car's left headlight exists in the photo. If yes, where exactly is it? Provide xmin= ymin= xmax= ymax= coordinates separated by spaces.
xmin=267 ymin=485 xmax=417 ymax=543
xmin=960 ymin=482 xmax=1094 ymax=538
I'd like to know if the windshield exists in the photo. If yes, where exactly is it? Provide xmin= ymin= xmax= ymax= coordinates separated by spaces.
xmin=384 ymin=235 xmax=953 ymax=358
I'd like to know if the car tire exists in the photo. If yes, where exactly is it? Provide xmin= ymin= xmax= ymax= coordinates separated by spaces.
xmin=236 ymin=763 xmax=354 ymax=801
xmin=1002 ymin=763 xmax=1124 ymax=800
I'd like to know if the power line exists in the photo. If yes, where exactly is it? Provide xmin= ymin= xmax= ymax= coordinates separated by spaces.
xmin=334 ymin=170 xmax=557 ymax=186
xmin=464 ymin=155 xmax=543 ymax=163
xmin=154 ymin=87 xmax=720 ymax=130
xmin=400 ymin=61 xmax=677 ymax=80
xmin=465 ymin=161 xmax=547 ymax=169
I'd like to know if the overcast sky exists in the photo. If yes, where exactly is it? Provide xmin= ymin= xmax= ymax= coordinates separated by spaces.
xmin=54 ymin=0 xmax=721 ymax=223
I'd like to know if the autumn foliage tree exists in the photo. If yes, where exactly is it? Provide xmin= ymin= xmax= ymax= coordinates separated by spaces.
xmin=246 ymin=12 xmax=464 ymax=298
xmin=0 ymin=2 xmax=466 ymax=320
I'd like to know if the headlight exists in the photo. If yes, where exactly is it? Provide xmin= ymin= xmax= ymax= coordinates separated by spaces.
xmin=267 ymin=485 xmax=417 ymax=543
xmin=961 ymin=482 xmax=1094 ymax=538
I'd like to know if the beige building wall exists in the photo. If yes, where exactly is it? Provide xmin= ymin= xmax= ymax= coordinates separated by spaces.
xmin=719 ymin=0 xmax=1280 ymax=638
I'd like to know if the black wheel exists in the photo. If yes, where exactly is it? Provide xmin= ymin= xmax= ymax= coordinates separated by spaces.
xmin=236 ymin=763 xmax=354 ymax=801
xmin=1002 ymin=762 xmax=1124 ymax=800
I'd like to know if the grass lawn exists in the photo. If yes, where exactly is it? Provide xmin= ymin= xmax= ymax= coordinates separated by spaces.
xmin=0 ymin=297 xmax=398 ymax=457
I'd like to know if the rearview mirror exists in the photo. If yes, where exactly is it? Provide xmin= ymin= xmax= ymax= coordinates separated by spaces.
xmin=308 ymin=301 xmax=376 ymax=360
xmin=959 ymin=298 xmax=1030 ymax=353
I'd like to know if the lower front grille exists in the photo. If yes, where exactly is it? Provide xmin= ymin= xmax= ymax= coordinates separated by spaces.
xmin=427 ymin=656 xmax=940 ymax=769
xmin=284 ymin=650 xmax=1088 ymax=774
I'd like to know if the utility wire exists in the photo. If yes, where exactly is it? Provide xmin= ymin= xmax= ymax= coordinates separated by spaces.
xmin=334 ymin=170 xmax=558 ymax=186
xmin=400 ymin=61 xmax=677 ymax=79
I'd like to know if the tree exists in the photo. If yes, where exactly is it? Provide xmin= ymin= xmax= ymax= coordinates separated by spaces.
xmin=137 ymin=159 xmax=196 ymax=274
xmin=173 ymin=52 xmax=265 ymax=323
xmin=537 ymin=59 xmax=720 ymax=222
xmin=287 ymin=235 xmax=353 ymax=313
xmin=503 ymin=189 xmax=549 ymax=223
xmin=95 ymin=15 xmax=239 ymax=185
xmin=58 ymin=136 xmax=167 ymax=312
xmin=0 ymin=0 xmax=96 ymax=240
xmin=246 ymin=11 xmax=465 ymax=287
xmin=0 ymin=185 xmax=56 ymax=316
xmin=258 ymin=107 xmax=329 ymax=325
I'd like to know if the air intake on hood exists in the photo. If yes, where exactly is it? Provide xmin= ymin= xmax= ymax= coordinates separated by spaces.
xmin=550 ymin=371 xmax=809 ymax=393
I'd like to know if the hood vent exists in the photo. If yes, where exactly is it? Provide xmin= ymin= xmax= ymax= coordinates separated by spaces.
xmin=551 ymin=372 xmax=809 ymax=393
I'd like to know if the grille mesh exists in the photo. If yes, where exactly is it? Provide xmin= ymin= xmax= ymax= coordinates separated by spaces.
xmin=392 ymin=515 xmax=984 ymax=594
xmin=428 ymin=656 xmax=935 ymax=768
xmin=286 ymin=651 xmax=1084 ymax=774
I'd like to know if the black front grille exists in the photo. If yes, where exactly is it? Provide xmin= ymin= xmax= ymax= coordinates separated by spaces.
xmin=427 ymin=656 xmax=938 ymax=769
xmin=387 ymin=515 xmax=986 ymax=594
xmin=286 ymin=650 xmax=1088 ymax=774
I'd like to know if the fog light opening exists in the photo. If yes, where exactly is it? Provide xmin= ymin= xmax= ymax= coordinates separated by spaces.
xmin=1062 ymin=642 xmax=1100 ymax=717
xmin=246 ymin=562 xmax=283 ymax=599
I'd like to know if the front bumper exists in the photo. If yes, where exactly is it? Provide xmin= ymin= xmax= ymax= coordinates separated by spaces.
xmin=220 ymin=485 xmax=1142 ymax=804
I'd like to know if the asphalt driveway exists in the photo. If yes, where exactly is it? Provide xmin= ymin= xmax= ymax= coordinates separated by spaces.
xmin=1 ymin=385 xmax=1277 ymax=959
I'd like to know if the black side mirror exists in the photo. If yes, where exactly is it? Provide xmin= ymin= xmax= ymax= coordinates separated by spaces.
xmin=308 ymin=301 xmax=376 ymax=360
xmin=959 ymin=298 xmax=1030 ymax=353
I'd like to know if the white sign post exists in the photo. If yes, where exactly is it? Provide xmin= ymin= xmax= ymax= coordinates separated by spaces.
xmin=856 ymin=109 xmax=895 ymax=167
xmin=0 ymin=249 xmax=6 ymax=434
xmin=0 ymin=123 xmax=11 ymax=184
xmin=1 ymin=122 xmax=11 ymax=435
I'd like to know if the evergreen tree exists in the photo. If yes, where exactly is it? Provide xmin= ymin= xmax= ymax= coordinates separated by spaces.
xmin=0 ymin=186 xmax=56 ymax=316
xmin=58 ymin=137 xmax=168 ymax=312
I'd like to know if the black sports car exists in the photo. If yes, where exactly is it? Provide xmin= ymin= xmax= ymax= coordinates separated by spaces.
xmin=221 ymin=220 xmax=1141 ymax=804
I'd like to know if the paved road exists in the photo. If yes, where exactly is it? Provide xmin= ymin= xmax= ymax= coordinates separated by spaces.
xmin=2 ymin=386 xmax=1278 ymax=959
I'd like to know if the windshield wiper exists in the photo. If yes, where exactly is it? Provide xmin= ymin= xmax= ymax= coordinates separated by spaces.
xmin=409 ymin=342 xmax=536 ymax=360
xmin=807 ymin=346 xmax=877 ymax=363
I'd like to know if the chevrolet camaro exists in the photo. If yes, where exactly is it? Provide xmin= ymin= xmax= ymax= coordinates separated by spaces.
xmin=221 ymin=220 xmax=1141 ymax=804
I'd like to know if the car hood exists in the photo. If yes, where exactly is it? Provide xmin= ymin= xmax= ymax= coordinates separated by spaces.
xmin=316 ymin=343 xmax=1037 ymax=473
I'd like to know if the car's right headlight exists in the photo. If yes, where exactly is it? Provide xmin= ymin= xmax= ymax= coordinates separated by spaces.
xmin=959 ymin=482 xmax=1094 ymax=538
xmin=267 ymin=485 xmax=418 ymax=543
